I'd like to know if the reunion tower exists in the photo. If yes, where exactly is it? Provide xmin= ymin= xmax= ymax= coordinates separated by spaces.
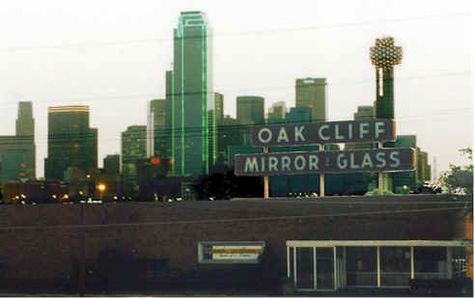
xmin=370 ymin=36 xmax=403 ymax=121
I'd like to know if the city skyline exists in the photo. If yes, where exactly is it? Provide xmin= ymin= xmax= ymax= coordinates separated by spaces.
xmin=0 ymin=0 xmax=471 ymax=178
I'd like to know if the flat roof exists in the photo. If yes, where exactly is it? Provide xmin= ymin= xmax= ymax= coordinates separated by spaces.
xmin=286 ymin=240 xmax=472 ymax=247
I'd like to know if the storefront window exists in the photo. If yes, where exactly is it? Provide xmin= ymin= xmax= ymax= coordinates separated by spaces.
xmin=381 ymin=247 xmax=411 ymax=287
xmin=346 ymin=247 xmax=377 ymax=287
xmin=414 ymin=247 xmax=448 ymax=280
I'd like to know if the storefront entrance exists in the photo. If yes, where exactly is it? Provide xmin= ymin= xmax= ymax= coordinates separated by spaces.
xmin=287 ymin=240 xmax=470 ymax=292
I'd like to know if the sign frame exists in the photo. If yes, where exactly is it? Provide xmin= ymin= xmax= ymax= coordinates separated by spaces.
xmin=234 ymin=148 xmax=416 ymax=176
xmin=251 ymin=119 xmax=396 ymax=147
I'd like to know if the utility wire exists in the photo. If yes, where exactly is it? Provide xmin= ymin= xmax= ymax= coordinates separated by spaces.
xmin=0 ymin=13 xmax=468 ymax=53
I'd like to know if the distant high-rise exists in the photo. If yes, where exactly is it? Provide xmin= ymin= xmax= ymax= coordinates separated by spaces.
xmin=214 ymin=92 xmax=224 ymax=126
xmin=172 ymin=11 xmax=214 ymax=176
xmin=148 ymin=99 xmax=167 ymax=158
xmin=121 ymin=125 xmax=147 ymax=194
xmin=103 ymin=154 xmax=120 ymax=175
xmin=295 ymin=78 xmax=327 ymax=122
xmin=16 ymin=102 xmax=34 ymax=137
xmin=0 ymin=102 xmax=36 ymax=182
xmin=267 ymin=101 xmax=287 ymax=123
xmin=236 ymin=96 xmax=265 ymax=125
xmin=45 ymin=105 xmax=97 ymax=181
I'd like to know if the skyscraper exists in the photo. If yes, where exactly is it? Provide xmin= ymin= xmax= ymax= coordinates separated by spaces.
xmin=172 ymin=11 xmax=213 ymax=176
xmin=214 ymin=92 xmax=224 ymax=126
xmin=236 ymin=96 xmax=265 ymax=126
xmin=121 ymin=125 xmax=147 ymax=194
xmin=0 ymin=102 xmax=35 ymax=182
xmin=295 ymin=78 xmax=327 ymax=122
xmin=45 ymin=105 xmax=97 ymax=181
xmin=16 ymin=102 xmax=34 ymax=137
xmin=267 ymin=101 xmax=287 ymax=123
xmin=148 ymin=99 xmax=167 ymax=158
xmin=103 ymin=154 xmax=120 ymax=175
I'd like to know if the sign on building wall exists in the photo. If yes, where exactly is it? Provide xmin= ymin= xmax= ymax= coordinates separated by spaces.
xmin=234 ymin=148 xmax=415 ymax=176
xmin=251 ymin=119 xmax=395 ymax=147
xmin=198 ymin=241 xmax=266 ymax=264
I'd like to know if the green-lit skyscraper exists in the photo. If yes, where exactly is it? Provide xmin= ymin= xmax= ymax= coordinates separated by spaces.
xmin=295 ymin=78 xmax=327 ymax=122
xmin=172 ymin=11 xmax=214 ymax=176
xmin=45 ymin=105 xmax=97 ymax=181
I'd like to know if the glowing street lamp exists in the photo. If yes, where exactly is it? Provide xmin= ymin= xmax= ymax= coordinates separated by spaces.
xmin=96 ymin=183 xmax=106 ymax=199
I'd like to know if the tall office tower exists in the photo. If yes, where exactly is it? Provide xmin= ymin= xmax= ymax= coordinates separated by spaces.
xmin=236 ymin=96 xmax=265 ymax=125
xmin=44 ymin=106 xmax=97 ymax=181
xmin=16 ymin=102 xmax=35 ymax=179
xmin=370 ymin=36 xmax=402 ymax=120
xmin=0 ymin=102 xmax=36 ymax=182
xmin=214 ymin=92 xmax=224 ymax=126
xmin=416 ymin=150 xmax=431 ymax=183
xmin=148 ymin=99 xmax=167 ymax=158
xmin=103 ymin=154 xmax=120 ymax=175
xmin=16 ymin=102 xmax=34 ymax=137
xmin=172 ymin=11 xmax=213 ymax=176
xmin=295 ymin=78 xmax=327 ymax=122
xmin=267 ymin=101 xmax=287 ymax=123
xmin=121 ymin=125 xmax=147 ymax=194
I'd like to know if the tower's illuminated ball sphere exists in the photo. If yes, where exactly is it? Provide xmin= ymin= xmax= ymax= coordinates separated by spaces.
xmin=370 ymin=36 xmax=403 ymax=68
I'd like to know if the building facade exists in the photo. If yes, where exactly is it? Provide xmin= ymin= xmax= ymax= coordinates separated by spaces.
xmin=44 ymin=105 xmax=97 ymax=181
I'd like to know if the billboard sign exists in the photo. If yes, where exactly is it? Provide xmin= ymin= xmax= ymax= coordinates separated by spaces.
xmin=234 ymin=148 xmax=415 ymax=176
xmin=198 ymin=241 xmax=266 ymax=264
xmin=251 ymin=119 xmax=395 ymax=147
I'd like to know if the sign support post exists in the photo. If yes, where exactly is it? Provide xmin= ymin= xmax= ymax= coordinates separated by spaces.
xmin=263 ymin=146 xmax=269 ymax=199
xmin=320 ymin=144 xmax=325 ymax=198
xmin=378 ymin=142 xmax=384 ymax=195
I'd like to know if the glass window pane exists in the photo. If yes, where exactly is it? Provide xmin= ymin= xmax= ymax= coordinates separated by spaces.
xmin=296 ymin=247 xmax=314 ymax=289
xmin=316 ymin=248 xmax=334 ymax=290
xmin=346 ymin=247 xmax=377 ymax=287
xmin=381 ymin=247 xmax=411 ymax=287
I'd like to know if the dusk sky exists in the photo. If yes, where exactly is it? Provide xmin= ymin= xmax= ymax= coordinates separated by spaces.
xmin=0 ymin=0 xmax=472 ymax=178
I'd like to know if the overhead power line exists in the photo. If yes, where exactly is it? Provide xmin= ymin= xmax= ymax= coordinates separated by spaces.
xmin=0 ymin=13 xmax=468 ymax=53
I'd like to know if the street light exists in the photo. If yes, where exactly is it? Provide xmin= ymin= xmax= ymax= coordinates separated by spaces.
xmin=96 ymin=183 xmax=106 ymax=199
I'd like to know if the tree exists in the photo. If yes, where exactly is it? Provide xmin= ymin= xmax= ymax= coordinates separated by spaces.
xmin=438 ymin=148 xmax=473 ymax=196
